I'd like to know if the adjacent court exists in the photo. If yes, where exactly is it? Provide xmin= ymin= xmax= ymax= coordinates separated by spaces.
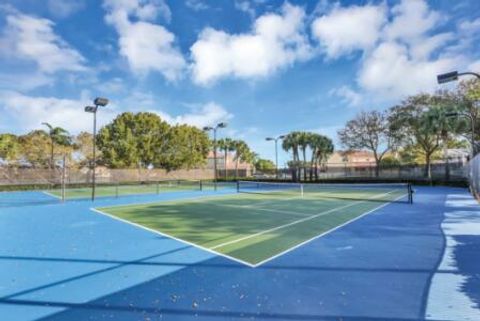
xmin=46 ymin=180 xmax=204 ymax=199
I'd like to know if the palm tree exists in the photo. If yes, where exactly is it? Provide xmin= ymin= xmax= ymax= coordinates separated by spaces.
xmin=217 ymin=138 xmax=235 ymax=180
xmin=282 ymin=132 xmax=301 ymax=181
xmin=315 ymin=136 xmax=334 ymax=179
xmin=308 ymin=133 xmax=321 ymax=181
xmin=41 ymin=123 xmax=72 ymax=168
xmin=233 ymin=140 xmax=249 ymax=179
xmin=297 ymin=132 xmax=310 ymax=181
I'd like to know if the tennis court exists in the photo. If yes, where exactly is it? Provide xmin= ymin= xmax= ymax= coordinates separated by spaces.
xmin=96 ymin=181 xmax=412 ymax=266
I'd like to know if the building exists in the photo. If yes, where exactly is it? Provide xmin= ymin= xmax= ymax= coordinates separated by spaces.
xmin=206 ymin=151 xmax=253 ymax=176
xmin=326 ymin=150 xmax=376 ymax=168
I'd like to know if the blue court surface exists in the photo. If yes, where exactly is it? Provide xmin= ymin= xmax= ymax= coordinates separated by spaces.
xmin=1 ymin=186 xmax=479 ymax=321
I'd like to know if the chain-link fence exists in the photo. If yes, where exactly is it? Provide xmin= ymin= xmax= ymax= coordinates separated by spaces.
xmin=469 ymin=155 xmax=480 ymax=200
xmin=0 ymin=166 xmax=215 ymax=189
xmin=254 ymin=161 xmax=468 ymax=182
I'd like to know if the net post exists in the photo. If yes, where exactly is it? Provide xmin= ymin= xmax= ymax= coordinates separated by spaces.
xmin=408 ymin=183 xmax=413 ymax=204
xmin=236 ymin=181 xmax=240 ymax=193
xmin=61 ymin=154 xmax=66 ymax=202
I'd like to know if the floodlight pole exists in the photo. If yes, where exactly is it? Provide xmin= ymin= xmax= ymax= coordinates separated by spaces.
xmin=266 ymin=135 xmax=285 ymax=179
xmin=92 ymin=109 xmax=97 ymax=201
xmin=85 ymin=97 xmax=108 ymax=201
xmin=203 ymin=123 xmax=227 ymax=191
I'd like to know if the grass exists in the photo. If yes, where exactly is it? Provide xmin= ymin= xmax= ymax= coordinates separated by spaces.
xmin=97 ymin=187 xmax=407 ymax=266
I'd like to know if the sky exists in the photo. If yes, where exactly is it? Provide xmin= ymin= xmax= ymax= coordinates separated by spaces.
xmin=0 ymin=0 xmax=479 ymax=167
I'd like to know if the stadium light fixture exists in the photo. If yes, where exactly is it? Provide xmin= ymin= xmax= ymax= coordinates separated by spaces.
xmin=85 ymin=97 xmax=109 ymax=201
xmin=437 ymin=70 xmax=480 ymax=84
xmin=203 ymin=123 xmax=228 ymax=190
xmin=265 ymin=135 xmax=286 ymax=179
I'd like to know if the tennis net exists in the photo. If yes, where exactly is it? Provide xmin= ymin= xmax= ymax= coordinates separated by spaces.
xmin=237 ymin=181 xmax=413 ymax=204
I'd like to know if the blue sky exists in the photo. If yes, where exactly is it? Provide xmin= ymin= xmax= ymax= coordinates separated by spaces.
xmin=0 ymin=0 xmax=479 ymax=166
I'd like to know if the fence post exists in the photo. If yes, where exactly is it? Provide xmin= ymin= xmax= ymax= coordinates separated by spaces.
xmin=61 ymin=155 xmax=66 ymax=202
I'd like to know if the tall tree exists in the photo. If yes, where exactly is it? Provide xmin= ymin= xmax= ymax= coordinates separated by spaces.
xmin=297 ymin=132 xmax=310 ymax=180
xmin=282 ymin=132 xmax=301 ymax=181
xmin=389 ymin=94 xmax=450 ymax=178
xmin=309 ymin=134 xmax=334 ymax=180
xmin=338 ymin=110 xmax=398 ymax=177
xmin=445 ymin=80 xmax=480 ymax=156
xmin=233 ymin=140 xmax=252 ymax=179
xmin=18 ymin=130 xmax=51 ymax=167
xmin=316 ymin=136 xmax=334 ymax=170
xmin=217 ymin=138 xmax=235 ymax=179
xmin=97 ymin=112 xmax=169 ymax=168
xmin=0 ymin=134 xmax=20 ymax=164
xmin=42 ymin=123 xmax=72 ymax=168
xmin=74 ymin=132 xmax=100 ymax=167
xmin=156 ymin=125 xmax=210 ymax=171
xmin=255 ymin=158 xmax=275 ymax=172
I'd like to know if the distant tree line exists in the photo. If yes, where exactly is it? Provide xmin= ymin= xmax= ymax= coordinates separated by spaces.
xmin=337 ymin=79 xmax=479 ymax=178
xmin=0 ymin=112 xmax=257 ymax=173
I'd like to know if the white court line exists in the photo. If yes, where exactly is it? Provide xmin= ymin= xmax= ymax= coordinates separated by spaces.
xmin=233 ymin=195 xmax=301 ymax=208
xmin=251 ymin=192 xmax=408 ymax=267
xmin=92 ymin=190 xmax=407 ymax=268
xmin=96 ymin=192 xmax=238 ymax=210
xmin=215 ymin=203 xmax=309 ymax=218
xmin=90 ymin=207 xmax=256 ymax=268
xmin=211 ymin=190 xmax=399 ymax=250
xmin=42 ymin=190 xmax=61 ymax=199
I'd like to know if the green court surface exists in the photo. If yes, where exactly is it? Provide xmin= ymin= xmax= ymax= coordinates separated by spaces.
xmin=47 ymin=181 xmax=205 ymax=199
xmin=97 ymin=185 xmax=408 ymax=266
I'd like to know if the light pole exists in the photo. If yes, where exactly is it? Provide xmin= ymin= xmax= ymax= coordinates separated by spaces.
xmin=203 ymin=122 xmax=227 ymax=191
xmin=445 ymin=112 xmax=476 ymax=159
xmin=266 ymin=135 xmax=285 ymax=179
xmin=85 ymin=97 xmax=108 ymax=201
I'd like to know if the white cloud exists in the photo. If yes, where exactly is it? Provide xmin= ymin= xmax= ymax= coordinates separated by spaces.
xmin=458 ymin=18 xmax=480 ymax=34
xmin=157 ymin=102 xmax=233 ymax=128
xmin=311 ymin=4 xmax=386 ymax=58
xmin=0 ymin=12 xmax=87 ymax=73
xmin=190 ymin=3 xmax=312 ymax=85
xmin=329 ymin=86 xmax=362 ymax=107
xmin=312 ymin=0 xmax=469 ymax=101
xmin=103 ymin=0 xmax=185 ymax=80
xmin=185 ymin=0 xmax=209 ymax=11
xmin=0 ymin=91 xmax=117 ymax=133
xmin=103 ymin=0 xmax=171 ymax=23
xmin=116 ymin=90 xmax=233 ymax=129
xmin=358 ymin=41 xmax=458 ymax=99
xmin=356 ymin=0 xmax=460 ymax=100
xmin=468 ymin=60 xmax=480 ymax=73
xmin=235 ymin=0 xmax=256 ymax=19
xmin=47 ymin=0 xmax=85 ymax=18
xmin=0 ymin=72 xmax=54 ymax=91
xmin=383 ymin=0 xmax=443 ymax=44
